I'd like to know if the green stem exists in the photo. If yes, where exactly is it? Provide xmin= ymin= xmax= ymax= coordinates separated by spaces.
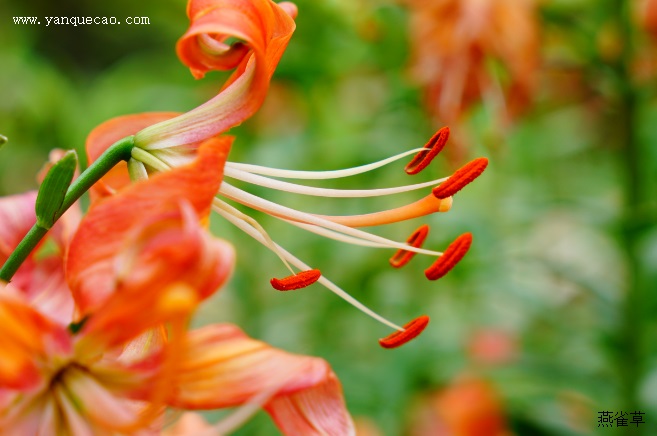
xmin=611 ymin=0 xmax=644 ymax=426
xmin=0 ymin=136 xmax=135 ymax=282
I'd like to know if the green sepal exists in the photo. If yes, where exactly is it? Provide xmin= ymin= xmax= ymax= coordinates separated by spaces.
xmin=35 ymin=150 xmax=78 ymax=229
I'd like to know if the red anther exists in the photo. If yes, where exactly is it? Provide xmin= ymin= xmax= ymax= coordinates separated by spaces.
xmin=389 ymin=225 xmax=430 ymax=268
xmin=379 ymin=315 xmax=430 ymax=349
xmin=405 ymin=126 xmax=450 ymax=175
xmin=432 ymin=157 xmax=488 ymax=199
xmin=270 ymin=269 xmax=321 ymax=291
xmin=425 ymin=233 xmax=472 ymax=280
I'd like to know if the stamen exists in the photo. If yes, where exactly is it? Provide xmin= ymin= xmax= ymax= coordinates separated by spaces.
xmin=270 ymin=269 xmax=321 ymax=291
xmin=220 ymin=183 xmax=447 ymax=256
xmin=131 ymin=147 xmax=171 ymax=172
xmin=389 ymin=225 xmax=429 ymax=268
xmin=223 ymin=165 xmax=448 ymax=198
xmin=212 ymin=198 xmax=295 ymax=275
xmin=215 ymin=203 xmax=404 ymax=330
xmin=224 ymin=147 xmax=428 ymax=180
xmin=425 ymin=233 xmax=473 ymax=280
xmin=432 ymin=158 xmax=488 ymax=199
xmin=379 ymin=315 xmax=430 ymax=349
xmin=405 ymin=127 xmax=450 ymax=175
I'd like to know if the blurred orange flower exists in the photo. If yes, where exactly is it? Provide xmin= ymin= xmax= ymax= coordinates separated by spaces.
xmin=403 ymin=0 xmax=539 ymax=125
xmin=410 ymin=376 xmax=512 ymax=436
xmin=0 ymin=139 xmax=354 ymax=435
xmin=467 ymin=328 xmax=517 ymax=366
xmin=638 ymin=0 xmax=657 ymax=38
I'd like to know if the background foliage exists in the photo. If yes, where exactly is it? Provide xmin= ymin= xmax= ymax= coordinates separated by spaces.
xmin=2 ymin=0 xmax=656 ymax=434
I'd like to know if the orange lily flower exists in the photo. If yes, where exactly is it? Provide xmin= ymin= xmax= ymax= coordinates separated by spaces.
xmin=403 ymin=0 xmax=539 ymax=125
xmin=85 ymin=0 xmax=486 ymax=348
xmin=0 ymin=139 xmax=354 ymax=434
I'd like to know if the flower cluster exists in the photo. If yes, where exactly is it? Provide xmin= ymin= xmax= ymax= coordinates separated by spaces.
xmin=402 ymin=0 xmax=539 ymax=125
xmin=0 ymin=0 xmax=487 ymax=433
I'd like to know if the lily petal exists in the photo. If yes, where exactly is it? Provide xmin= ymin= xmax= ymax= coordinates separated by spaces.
xmin=0 ymin=288 xmax=70 ymax=390
xmin=11 ymin=256 xmax=74 ymax=325
xmin=67 ymin=136 xmax=232 ymax=314
xmin=0 ymin=191 xmax=37 ymax=259
xmin=77 ymin=203 xmax=234 ymax=351
xmin=171 ymin=324 xmax=355 ymax=436
xmin=85 ymin=113 xmax=180 ymax=198
xmin=135 ymin=0 xmax=296 ymax=149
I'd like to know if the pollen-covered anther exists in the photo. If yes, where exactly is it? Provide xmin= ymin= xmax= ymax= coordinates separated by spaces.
xmin=389 ymin=225 xmax=430 ymax=268
xmin=425 ymin=232 xmax=473 ymax=280
xmin=270 ymin=269 xmax=321 ymax=291
xmin=405 ymin=127 xmax=450 ymax=175
xmin=432 ymin=157 xmax=489 ymax=199
xmin=379 ymin=315 xmax=430 ymax=349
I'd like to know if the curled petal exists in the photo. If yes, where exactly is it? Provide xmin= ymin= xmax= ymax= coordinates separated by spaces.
xmin=135 ymin=0 xmax=296 ymax=148
xmin=85 ymin=113 xmax=180 ymax=199
xmin=179 ymin=0 xmax=296 ymax=79
xmin=170 ymin=324 xmax=355 ymax=435
xmin=67 ymin=137 xmax=233 ymax=314
xmin=265 ymin=371 xmax=356 ymax=436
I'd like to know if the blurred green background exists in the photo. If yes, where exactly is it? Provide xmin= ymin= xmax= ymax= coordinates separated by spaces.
xmin=2 ymin=0 xmax=657 ymax=434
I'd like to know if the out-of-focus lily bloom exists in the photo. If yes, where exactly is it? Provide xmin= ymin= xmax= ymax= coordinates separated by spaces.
xmin=0 ymin=151 xmax=81 ymax=324
xmin=639 ymin=0 xmax=657 ymax=38
xmin=409 ymin=376 xmax=511 ymax=436
xmin=402 ymin=0 xmax=539 ymax=125
xmin=467 ymin=328 xmax=517 ymax=366
xmin=85 ymin=0 xmax=487 ymax=349
xmin=0 ymin=139 xmax=354 ymax=435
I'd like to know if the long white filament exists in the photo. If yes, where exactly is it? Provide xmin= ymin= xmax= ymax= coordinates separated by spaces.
xmin=224 ymin=147 xmax=428 ymax=180
xmin=212 ymin=202 xmax=404 ymax=331
xmin=130 ymin=149 xmax=444 ymax=256
xmin=223 ymin=165 xmax=447 ymax=198
xmin=212 ymin=198 xmax=295 ymax=275
xmin=219 ymin=182 xmax=445 ymax=257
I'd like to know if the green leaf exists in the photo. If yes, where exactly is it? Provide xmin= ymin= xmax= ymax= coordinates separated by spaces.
xmin=35 ymin=150 xmax=78 ymax=229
